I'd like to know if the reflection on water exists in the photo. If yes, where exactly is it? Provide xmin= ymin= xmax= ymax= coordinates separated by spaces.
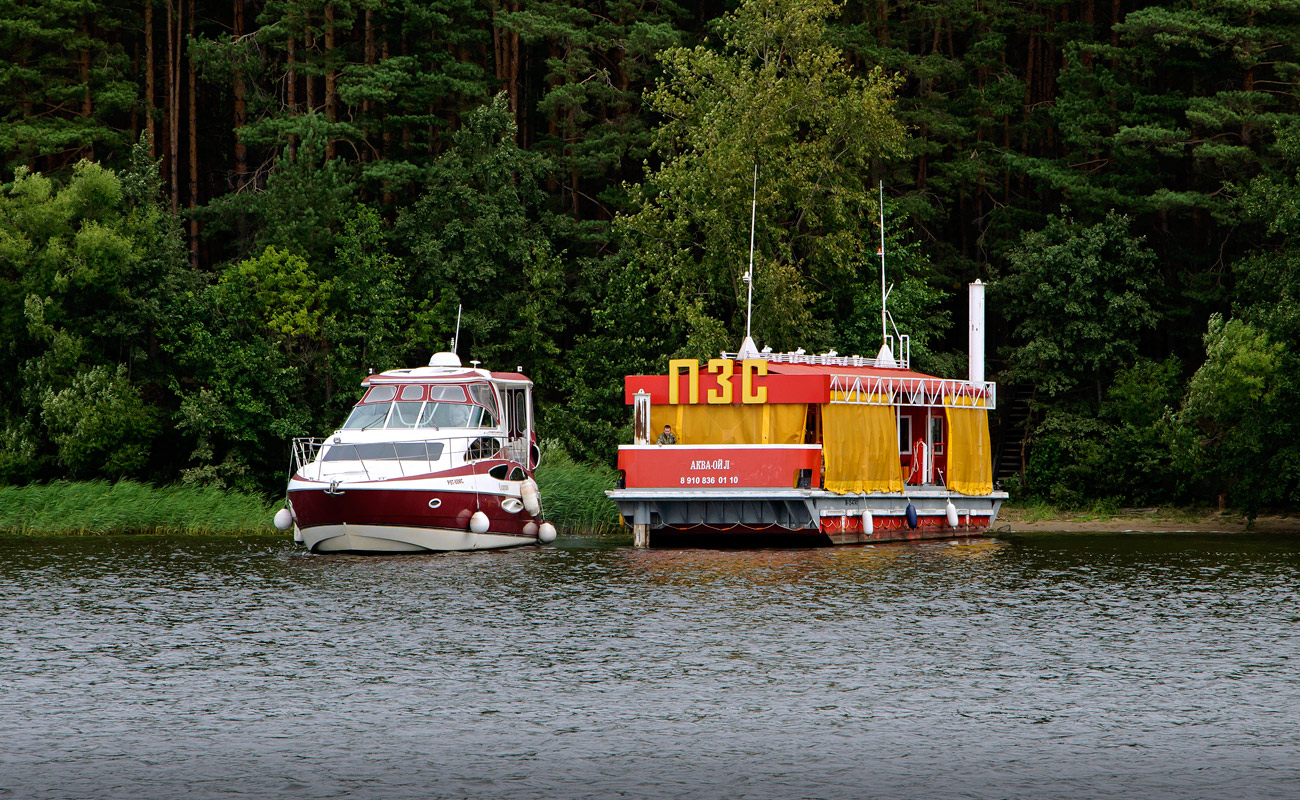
xmin=2 ymin=531 xmax=1298 ymax=799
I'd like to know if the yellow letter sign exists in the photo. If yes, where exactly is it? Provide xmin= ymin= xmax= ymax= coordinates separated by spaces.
xmin=667 ymin=359 xmax=699 ymax=405
xmin=741 ymin=359 xmax=768 ymax=404
xmin=706 ymin=359 xmax=734 ymax=404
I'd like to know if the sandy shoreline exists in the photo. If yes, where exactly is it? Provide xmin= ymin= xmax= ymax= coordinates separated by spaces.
xmin=999 ymin=507 xmax=1300 ymax=534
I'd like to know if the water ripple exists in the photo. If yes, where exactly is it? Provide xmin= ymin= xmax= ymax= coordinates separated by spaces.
xmin=1 ymin=531 xmax=1298 ymax=799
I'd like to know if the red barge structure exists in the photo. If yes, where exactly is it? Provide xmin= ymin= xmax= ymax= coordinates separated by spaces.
xmin=608 ymin=281 xmax=1005 ymax=547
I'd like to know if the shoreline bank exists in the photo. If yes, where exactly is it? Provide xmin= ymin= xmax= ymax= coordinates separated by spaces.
xmin=1000 ymin=506 xmax=1300 ymax=534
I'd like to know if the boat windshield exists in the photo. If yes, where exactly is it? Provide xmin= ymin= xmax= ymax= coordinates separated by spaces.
xmin=342 ymin=403 xmax=391 ymax=430
xmin=389 ymin=401 xmax=422 ymax=428
xmin=340 ymin=382 xmax=497 ymax=430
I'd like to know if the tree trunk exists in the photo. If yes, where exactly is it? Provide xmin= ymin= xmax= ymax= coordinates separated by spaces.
xmin=233 ymin=0 xmax=248 ymax=189
xmin=80 ymin=19 xmax=93 ymax=159
xmin=187 ymin=2 xmax=199 ymax=268
xmin=166 ymin=0 xmax=178 ymax=213
xmin=363 ymin=7 xmax=374 ymax=122
xmin=325 ymin=3 xmax=336 ymax=159
xmin=305 ymin=27 xmax=316 ymax=112
xmin=287 ymin=32 xmax=297 ymax=160
xmin=145 ymin=0 xmax=155 ymax=155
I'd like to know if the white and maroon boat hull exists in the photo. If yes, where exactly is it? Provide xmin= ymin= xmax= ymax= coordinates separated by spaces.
xmin=288 ymin=478 xmax=541 ymax=553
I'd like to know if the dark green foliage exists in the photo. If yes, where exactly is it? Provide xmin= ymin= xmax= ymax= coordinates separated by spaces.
xmin=0 ymin=141 xmax=190 ymax=483
xmin=397 ymin=94 xmax=568 ymax=419
xmin=2 ymin=0 xmax=1300 ymax=513
xmin=997 ymin=212 xmax=1159 ymax=399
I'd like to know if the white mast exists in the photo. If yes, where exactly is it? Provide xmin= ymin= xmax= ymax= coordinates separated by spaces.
xmin=452 ymin=304 xmax=462 ymax=355
xmin=879 ymin=181 xmax=888 ymax=346
xmin=738 ymin=164 xmax=760 ymax=358
xmin=744 ymin=164 xmax=758 ymax=342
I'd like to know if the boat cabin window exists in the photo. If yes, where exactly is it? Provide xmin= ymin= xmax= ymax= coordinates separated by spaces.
xmin=364 ymin=385 xmax=397 ymax=403
xmin=399 ymin=385 xmax=425 ymax=401
xmin=429 ymin=385 xmax=467 ymax=402
xmin=930 ymin=417 xmax=944 ymax=454
xmin=469 ymin=384 xmax=498 ymax=426
xmin=899 ymin=416 xmax=913 ymax=454
xmin=322 ymin=442 xmax=445 ymax=461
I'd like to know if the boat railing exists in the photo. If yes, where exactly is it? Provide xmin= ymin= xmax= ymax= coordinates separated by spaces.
xmin=720 ymin=339 xmax=910 ymax=370
xmin=829 ymin=374 xmax=997 ymax=410
xmin=291 ymin=434 xmax=530 ymax=481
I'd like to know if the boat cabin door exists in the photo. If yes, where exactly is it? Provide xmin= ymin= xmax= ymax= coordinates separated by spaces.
xmin=500 ymin=385 xmax=533 ymax=466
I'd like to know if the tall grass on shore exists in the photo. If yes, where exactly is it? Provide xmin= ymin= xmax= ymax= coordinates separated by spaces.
xmin=0 ymin=480 xmax=278 ymax=535
xmin=1 ymin=451 xmax=623 ymax=537
xmin=535 ymin=446 xmax=622 ymax=535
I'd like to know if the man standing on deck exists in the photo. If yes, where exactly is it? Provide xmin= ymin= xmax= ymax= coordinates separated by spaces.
xmin=657 ymin=425 xmax=677 ymax=445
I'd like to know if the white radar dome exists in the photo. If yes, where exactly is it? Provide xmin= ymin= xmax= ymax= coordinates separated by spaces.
xmin=428 ymin=352 xmax=463 ymax=367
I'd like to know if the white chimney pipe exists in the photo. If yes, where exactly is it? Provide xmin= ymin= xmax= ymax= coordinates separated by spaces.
xmin=968 ymin=280 xmax=985 ymax=385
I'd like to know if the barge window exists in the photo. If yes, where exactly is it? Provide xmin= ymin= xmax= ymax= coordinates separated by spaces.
xmin=364 ymin=385 xmax=397 ymax=403
xmin=930 ymin=417 xmax=944 ymax=454
xmin=399 ymin=385 xmax=424 ymax=401
xmin=342 ymin=403 xmax=391 ymax=430
xmin=899 ymin=416 xmax=913 ymax=454
xmin=389 ymin=401 xmax=422 ymax=428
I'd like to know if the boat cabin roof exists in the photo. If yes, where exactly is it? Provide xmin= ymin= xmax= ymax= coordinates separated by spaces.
xmin=362 ymin=368 xmax=531 ymax=386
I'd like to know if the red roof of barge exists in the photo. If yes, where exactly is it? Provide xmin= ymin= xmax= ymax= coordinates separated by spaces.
xmin=623 ymin=358 xmax=987 ymax=405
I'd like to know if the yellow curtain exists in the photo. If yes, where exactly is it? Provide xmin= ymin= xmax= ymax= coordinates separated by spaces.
xmin=649 ymin=404 xmax=806 ymax=444
xmin=944 ymin=395 xmax=993 ymax=495
xmin=823 ymin=392 xmax=902 ymax=494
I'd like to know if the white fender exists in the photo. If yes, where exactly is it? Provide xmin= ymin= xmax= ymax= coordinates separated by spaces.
xmin=521 ymin=479 xmax=541 ymax=516
xmin=945 ymin=500 xmax=959 ymax=529
xmin=538 ymin=522 xmax=557 ymax=544
xmin=861 ymin=510 xmax=874 ymax=536
xmin=273 ymin=507 xmax=294 ymax=531
xmin=523 ymin=521 xmax=539 ymax=537
xmin=469 ymin=511 xmax=490 ymax=534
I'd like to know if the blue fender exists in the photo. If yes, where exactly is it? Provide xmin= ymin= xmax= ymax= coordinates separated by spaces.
xmin=905 ymin=502 xmax=919 ymax=529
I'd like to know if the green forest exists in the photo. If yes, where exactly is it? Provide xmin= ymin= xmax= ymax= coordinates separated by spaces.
xmin=2 ymin=0 xmax=1298 ymax=512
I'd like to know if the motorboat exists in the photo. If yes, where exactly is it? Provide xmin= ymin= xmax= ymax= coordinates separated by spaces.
xmin=274 ymin=352 xmax=555 ymax=553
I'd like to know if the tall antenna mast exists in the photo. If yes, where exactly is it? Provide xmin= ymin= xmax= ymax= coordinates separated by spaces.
xmin=452 ymin=304 xmax=462 ymax=355
xmin=745 ymin=163 xmax=758 ymax=341
xmin=879 ymin=181 xmax=888 ymax=345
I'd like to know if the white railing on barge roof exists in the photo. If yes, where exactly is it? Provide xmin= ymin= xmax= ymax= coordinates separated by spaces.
xmin=829 ymin=374 xmax=997 ymax=410
xmin=721 ymin=335 xmax=910 ymax=370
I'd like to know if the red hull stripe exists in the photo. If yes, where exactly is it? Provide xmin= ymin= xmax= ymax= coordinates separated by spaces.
xmin=289 ymin=488 xmax=535 ymax=535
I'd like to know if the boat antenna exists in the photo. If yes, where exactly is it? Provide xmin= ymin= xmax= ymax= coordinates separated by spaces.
xmin=744 ymin=163 xmax=758 ymax=341
xmin=452 ymin=303 xmax=462 ymax=355
xmin=879 ymin=180 xmax=888 ymax=346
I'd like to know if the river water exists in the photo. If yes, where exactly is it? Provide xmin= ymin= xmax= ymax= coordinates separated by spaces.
xmin=2 ymin=530 xmax=1298 ymax=800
